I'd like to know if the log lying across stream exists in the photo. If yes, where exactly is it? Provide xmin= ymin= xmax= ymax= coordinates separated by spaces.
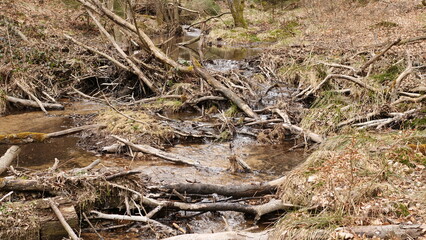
xmin=5 ymin=95 xmax=64 ymax=110
xmin=0 ymin=124 xmax=106 ymax=144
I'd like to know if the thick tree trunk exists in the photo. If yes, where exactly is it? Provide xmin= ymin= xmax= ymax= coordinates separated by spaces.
xmin=226 ymin=0 xmax=247 ymax=28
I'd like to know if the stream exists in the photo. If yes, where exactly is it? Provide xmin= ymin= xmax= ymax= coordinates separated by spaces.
xmin=0 ymin=29 xmax=306 ymax=239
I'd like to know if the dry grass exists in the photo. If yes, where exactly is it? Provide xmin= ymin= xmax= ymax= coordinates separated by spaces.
xmin=274 ymin=130 xmax=426 ymax=238
xmin=96 ymin=109 xmax=174 ymax=140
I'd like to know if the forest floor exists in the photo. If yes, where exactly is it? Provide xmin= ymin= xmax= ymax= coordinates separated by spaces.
xmin=1 ymin=0 xmax=426 ymax=239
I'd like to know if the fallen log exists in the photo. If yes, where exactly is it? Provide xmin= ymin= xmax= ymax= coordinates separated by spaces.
xmin=163 ymin=230 xmax=271 ymax=240
xmin=0 ymin=178 xmax=53 ymax=192
xmin=112 ymin=135 xmax=199 ymax=166
xmin=159 ymin=176 xmax=287 ymax=197
xmin=0 ymin=197 xmax=78 ymax=240
xmin=282 ymin=123 xmax=324 ymax=144
xmin=5 ymin=95 xmax=64 ymax=110
xmin=0 ymin=145 xmax=21 ymax=174
xmin=0 ymin=124 xmax=106 ymax=144
xmin=192 ymin=58 xmax=258 ymax=119
xmin=336 ymin=224 xmax=426 ymax=239
xmin=49 ymin=199 xmax=80 ymax=240
xmin=90 ymin=211 xmax=176 ymax=235
xmin=140 ymin=196 xmax=297 ymax=221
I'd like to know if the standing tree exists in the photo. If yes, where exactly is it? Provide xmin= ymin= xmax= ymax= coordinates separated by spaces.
xmin=226 ymin=0 xmax=247 ymax=28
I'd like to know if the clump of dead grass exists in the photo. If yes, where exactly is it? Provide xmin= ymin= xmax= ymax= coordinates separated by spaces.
xmin=96 ymin=109 xmax=174 ymax=139
xmin=275 ymin=130 xmax=426 ymax=238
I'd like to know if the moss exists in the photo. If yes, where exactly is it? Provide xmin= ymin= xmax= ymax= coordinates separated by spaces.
xmin=0 ymin=132 xmax=47 ymax=144
xmin=371 ymin=65 xmax=401 ymax=83
xmin=394 ymin=203 xmax=410 ymax=217
xmin=225 ymin=104 xmax=239 ymax=117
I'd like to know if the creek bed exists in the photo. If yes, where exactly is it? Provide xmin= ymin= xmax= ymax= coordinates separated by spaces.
xmin=0 ymin=100 xmax=306 ymax=239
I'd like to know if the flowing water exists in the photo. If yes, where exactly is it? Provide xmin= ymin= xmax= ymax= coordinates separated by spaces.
xmin=0 ymin=30 xmax=304 ymax=238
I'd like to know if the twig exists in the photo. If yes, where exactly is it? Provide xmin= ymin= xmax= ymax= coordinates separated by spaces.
xmin=49 ymin=158 xmax=60 ymax=172
xmin=86 ymin=10 xmax=158 ymax=93
xmin=16 ymin=82 xmax=49 ymax=115
xmin=187 ymin=12 xmax=232 ymax=29
xmin=83 ymin=212 xmax=104 ymax=240
xmin=64 ymin=34 xmax=130 ymax=71
xmin=0 ymin=191 xmax=13 ymax=202
xmin=49 ymin=199 xmax=80 ymax=240
xmin=105 ymin=170 xmax=142 ymax=180
xmin=112 ymin=135 xmax=199 ymax=166
xmin=70 ymin=159 xmax=101 ymax=174
xmin=90 ymin=210 xmax=176 ymax=235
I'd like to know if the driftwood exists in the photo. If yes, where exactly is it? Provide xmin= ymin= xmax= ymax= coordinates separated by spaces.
xmin=282 ymin=123 xmax=323 ymax=144
xmin=336 ymin=224 xmax=426 ymax=239
xmin=0 ymin=179 xmax=53 ymax=192
xmin=353 ymin=109 xmax=419 ymax=129
xmin=0 ymin=124 xmax=106 ymax=144
xmin=112 ymin=135 xmax=199 ymax=166
xmin=49 ymin=198 xmax=80 ymax=240
xmin=16 ymin=82 xmax=49 ymax=115
xmin=159 ymin=176 xmax=286 ymax=198
xmin=70 ymin=159 xmax=101 ymax=174
xmin=0 ymin=145 xmax=21 ymax=174
xmin=90 ymin=211 xmax=176 ymax=235
xmin=141 ymin=196 xmax=297 ymax=221
xmin=163 ymin=230 xmax=271 ymax=240
xmin=5 ymin=95 xmax=64 ymax=110
xmin=193 ymin=59 xmax=258 ymax=119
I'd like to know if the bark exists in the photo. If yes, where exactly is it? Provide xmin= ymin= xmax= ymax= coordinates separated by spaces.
xmin=163 ymin=230 xmax=271 ymax=240
xmin=0 ymin=179 xmax=53 ymax=192
xmin=90 ymin=210 xmax=176 ymax=235
xmin=159 ymin=176 xmax=287 ymax=197
xmin=141 ymin=197 xmax=297 ymax=221
xmin=49 ymin=199 xmax=80 ymax=240
xmin=193 ymin=59 xmax=258 ymax=119
xmin=0 ymin=124 xmax=106 ymax=144
xmin=5 ymin=95 xmax=64 ymax=110
xmin=0 ymin=146 xmax=21 ymax=174
xmin=226 ymin=0 xmax=247 ymax=28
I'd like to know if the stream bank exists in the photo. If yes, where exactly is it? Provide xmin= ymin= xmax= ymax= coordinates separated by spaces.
xmin=1 ymin=0 xmax=426 ymax=239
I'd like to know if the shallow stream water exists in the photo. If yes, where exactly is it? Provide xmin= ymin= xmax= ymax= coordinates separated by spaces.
xmin=0 ymin=29 xmax=304 ymax=238
xmin=0 ymin=100 xmax=306 ymax=238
